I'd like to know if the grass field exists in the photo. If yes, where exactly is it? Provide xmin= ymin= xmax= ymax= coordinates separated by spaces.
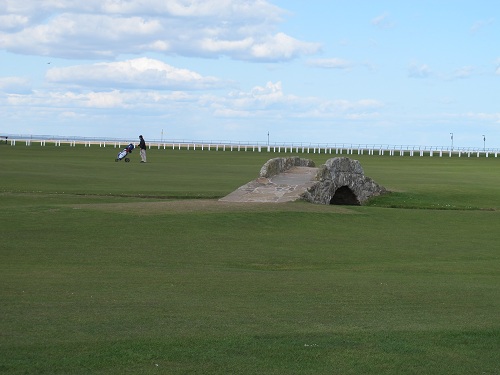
xmin=1 ymin=144 xmax=499 ymax=374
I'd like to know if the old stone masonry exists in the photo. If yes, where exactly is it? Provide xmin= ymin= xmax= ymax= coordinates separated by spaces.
xmin=219 ymin=156 xmax=386 ymax=204
xmin=302 ymin=157 xmax=387 ymax=205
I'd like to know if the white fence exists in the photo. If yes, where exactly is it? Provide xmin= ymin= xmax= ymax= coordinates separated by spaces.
xmin=3 ymin=135 xmax=499 ymax=158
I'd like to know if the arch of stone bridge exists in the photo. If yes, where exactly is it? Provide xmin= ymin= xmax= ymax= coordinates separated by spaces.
xmin=301 ymin=157 xmax=387 ymax=205
xmin=329 ymin=185 xmax=360 ymax=206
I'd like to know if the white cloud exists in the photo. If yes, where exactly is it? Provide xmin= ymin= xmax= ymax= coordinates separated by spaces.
xmin=470 ymin=18 xmax=494 ymax=33
xmin=227 ymin=81 xmax=287 ymax=109
xmin=0 ymin=76 xmax=31 ymax=94
xmin=452 ymin=66 xmax=474 ymax=79
xmin=371 ymin=12 xmax=394 ymax=29
xmin=0 ymin=0 xmax=283 ymax=20
xmin=4 ymin=80 xmax=383 ymax=122
xmin=0 ymin=15 xmax=30 ymax=31
xmin=5 ymin=89 xmax=196 ymax=110
xmin=216 ymin=81 xmax=383 ymax=119
xmin=1 ymin=14 xmax=164 ymax=58
xmin=249 ymin=33 xmax=321 ymax=61
xmin=444 ymin=112 xmax=500 ymax=124
xmin=45 ymin=58 xmax=227 ymax=90
xmin=85 ymin=91 xmax=125 ymax=108
xmin=307 ymin=58 xmax=353 ymax=69
xmin=465 ymin=112 xmax=500 ymax=123
xmin=496 ymin=59 xmax=500 ymax=75
xmin=408 ymin=62 xmax=432 ymax=78
xmin=0 ymin=0 xmax=320 ymax=61
xmin=200 ymin=37 xmax=254 ymax=54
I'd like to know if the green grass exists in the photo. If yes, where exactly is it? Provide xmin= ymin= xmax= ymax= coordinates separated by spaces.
xmin=0 ymin=145 xmax=271 ymax=198
xmin=359 ymin=156 xmax=500 ymax=210
xmin=1 ymin=144 xmax=499 ymax=374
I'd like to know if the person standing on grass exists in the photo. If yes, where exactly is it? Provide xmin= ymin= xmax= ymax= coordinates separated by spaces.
xmin=138 ymin=135 xmax=147 ymax=163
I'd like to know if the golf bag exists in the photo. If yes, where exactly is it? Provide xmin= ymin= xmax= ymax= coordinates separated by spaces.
xmin=115 ymin=143 xmax=134 ymax=162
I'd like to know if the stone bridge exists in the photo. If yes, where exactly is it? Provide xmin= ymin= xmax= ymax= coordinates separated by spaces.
xmin=219 ymin=157 xmax=386 ymax=204
xmin=301 ymin=157 xmax=386 ymax=205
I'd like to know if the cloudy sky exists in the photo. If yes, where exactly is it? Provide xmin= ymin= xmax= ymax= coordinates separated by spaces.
xmin=1 ymin=0 xmax=499 ymax=148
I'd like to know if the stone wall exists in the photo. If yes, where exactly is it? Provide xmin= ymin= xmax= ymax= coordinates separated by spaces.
xmin=259 ymin=157 xmax=315 ymax=178
xmin=301 ymin=157 xmax=386 ymax=205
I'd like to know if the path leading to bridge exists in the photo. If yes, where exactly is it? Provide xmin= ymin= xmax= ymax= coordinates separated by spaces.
xmin=219 ymin=166 xmax=319 ymax=203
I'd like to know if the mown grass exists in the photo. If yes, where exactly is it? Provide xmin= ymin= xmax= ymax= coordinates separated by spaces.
xmin=359 ymin=155 xmax=500 ymax=210
xmin=0 ymin=145 xmax=271 ymax=198
xmin=1 ymin=144 xmax=499 ymax=374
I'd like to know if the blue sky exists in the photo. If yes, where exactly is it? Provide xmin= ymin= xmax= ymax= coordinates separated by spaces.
xmin=1 ymin=0 xmax=499 ymax=148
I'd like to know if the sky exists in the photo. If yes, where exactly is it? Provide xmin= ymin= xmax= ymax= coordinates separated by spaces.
xmin=1 ymin=0 xmax=499 ymax=148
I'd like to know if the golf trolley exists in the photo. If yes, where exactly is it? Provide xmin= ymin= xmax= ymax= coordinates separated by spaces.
xmin=115 ymin=143 xmax=134 ymax=162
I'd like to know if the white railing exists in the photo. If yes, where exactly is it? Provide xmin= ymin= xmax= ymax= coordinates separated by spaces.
xmin=2 ymin=134 xmax=499 ymax=157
